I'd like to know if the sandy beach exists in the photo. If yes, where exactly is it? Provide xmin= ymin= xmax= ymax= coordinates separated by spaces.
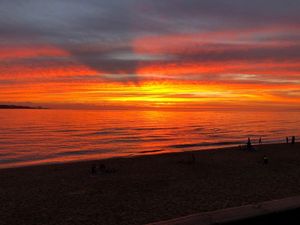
xmin=0 ymin=143 xmax=299 ymax=225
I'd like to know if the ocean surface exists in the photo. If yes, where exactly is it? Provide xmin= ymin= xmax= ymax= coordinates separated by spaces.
xmin=0 ymin=109 xmax=299 ymax=168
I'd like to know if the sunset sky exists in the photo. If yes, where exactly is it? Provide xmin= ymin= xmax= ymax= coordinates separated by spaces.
xmin=1 ymin=0 xmax=300 ymax=110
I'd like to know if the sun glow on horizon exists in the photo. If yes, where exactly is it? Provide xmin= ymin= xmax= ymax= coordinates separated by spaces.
xmin=4 ymin=79 xmax=299 ymax=110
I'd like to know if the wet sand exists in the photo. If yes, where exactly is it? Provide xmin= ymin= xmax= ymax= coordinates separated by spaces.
xmin=0 ymin=143 xmax=299 ymax=225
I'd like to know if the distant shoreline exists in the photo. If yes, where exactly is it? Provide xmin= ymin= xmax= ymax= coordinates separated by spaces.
xmin=0 ymin=105 xmax=46 ymax=109
xmin=0 ymin=142 xmax=294 ymax=170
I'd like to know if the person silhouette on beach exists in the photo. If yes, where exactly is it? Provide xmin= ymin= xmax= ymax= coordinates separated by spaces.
xmin=247 ymin=137 xmax=252 ymax=150
xmin=291 ymin=136 xmax=295 ymax=144
xmin=259 ymin=137 xmax=262 ymax=144
xmin=286 ymin=136 xmax=289 ymax=144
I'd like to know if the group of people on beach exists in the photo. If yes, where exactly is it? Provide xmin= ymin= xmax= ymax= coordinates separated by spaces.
xmin=245 ymin=136 xmax=296 ymax=165
xmin=245 ymin=137 xmax=261 ymax=151
xmin=286 ymin=136 xmax=296 ymax=144
xmin=91 ymin=163 xmax=116 ymax=175
xmin=245 ymin=135 xmax=296 ymax=151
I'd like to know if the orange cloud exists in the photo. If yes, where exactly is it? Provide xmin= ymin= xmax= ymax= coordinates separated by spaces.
xmin=0 ymin=45 xmax=69 ymax=59
xmin=1 ymin=26 xmax=300 ymax=110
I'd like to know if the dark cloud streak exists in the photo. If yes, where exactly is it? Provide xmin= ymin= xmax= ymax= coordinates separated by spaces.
xmin=0 ymin=0 xmax=300 ymax=82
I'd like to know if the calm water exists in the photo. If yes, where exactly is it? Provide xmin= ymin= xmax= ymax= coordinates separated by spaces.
xmin=0 ymin=109 xmax=299 ymax=168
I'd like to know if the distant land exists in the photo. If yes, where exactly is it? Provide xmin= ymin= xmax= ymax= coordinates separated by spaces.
xmin=0 ymin=105 xmax=46 ymax=109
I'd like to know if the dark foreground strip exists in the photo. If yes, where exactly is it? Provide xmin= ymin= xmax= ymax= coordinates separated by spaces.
xmin=147 ymin=196 xmax=300 ymax=225
xmin=221 ymin=208 xmax=300 ymax=225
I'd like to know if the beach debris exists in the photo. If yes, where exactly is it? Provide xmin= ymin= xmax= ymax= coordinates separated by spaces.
xmin=99 ymin=163 xmax=106 ymax=172
xmin=263 ymin=155 xmax=269 ymax=165
xmin=190 ymin=153 xmax=196 ymax=164
xmin=178 ymin=153 xmax=196 ymax=165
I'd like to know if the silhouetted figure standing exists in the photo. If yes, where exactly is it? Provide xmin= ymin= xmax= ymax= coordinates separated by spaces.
xmin=286 ymin=136 xmax=289 ymax=144
xmin=263 ymin=155 xmax=268 ymax=165
xmin=247 ymin=137 xmax=252 ymax=150
xmin=291 ymin=136 xmax=296 ymax=144
xmin=259 ymin=137 xmax=262 ymax=144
